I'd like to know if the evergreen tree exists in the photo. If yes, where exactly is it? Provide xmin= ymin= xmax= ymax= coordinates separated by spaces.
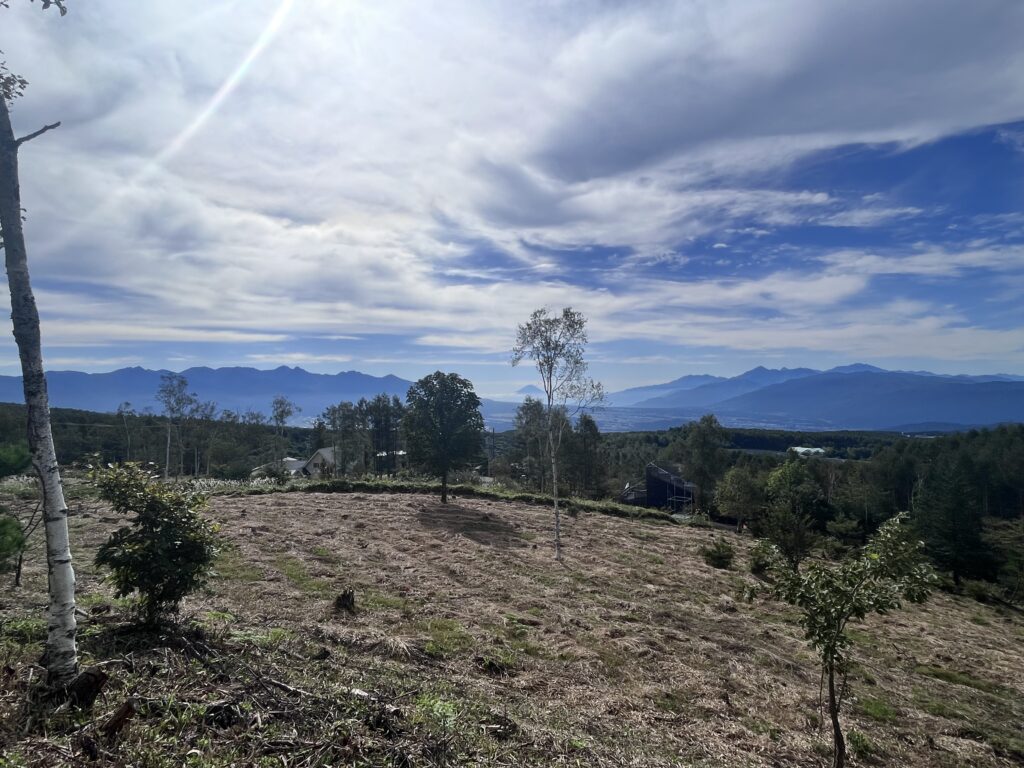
xmin=914 ymin=452 xmax=993 ymax=584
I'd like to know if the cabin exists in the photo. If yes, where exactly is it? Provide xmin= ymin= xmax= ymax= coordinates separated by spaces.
xmin=302 ymin=447 xmax=336 ymax=477
xmin=620 ymin=463 xmax=696 ymax=513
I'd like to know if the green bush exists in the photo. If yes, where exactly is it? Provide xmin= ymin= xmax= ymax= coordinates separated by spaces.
xmin=847 ymin=729 xmax=875 ymax=759
xmin=0 ymin=513 xmax=24 ymax=572
xmin=0 ymin=443 xmax=31 ymax=478
xmin=749 ymin=539 xmax=774 ymax=577
xmin=93 ymin=463 xmax=220 ymax=624
xmin=700 ymin=537 xmax=735 ymax=569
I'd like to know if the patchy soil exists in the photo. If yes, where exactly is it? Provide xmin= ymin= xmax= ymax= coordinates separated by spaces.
xmin=2 ymin=491 xmax=1023 ymax=766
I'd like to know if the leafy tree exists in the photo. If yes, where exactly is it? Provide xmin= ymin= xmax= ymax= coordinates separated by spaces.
xmin=511 ymin=397 xmax=550 ymax=491
xmin=93 ymin=463 xmax=220 ymax=625
xmin=762 ymin=513 xmax=935 ymax=768
xmin=156 ymin=372 xmax=197 ymax=478
xmin=763 ymin=460 xmax=821 ymax=569
xmin=565 ymin=413 xmax=605 ymax=499
xmin=366 ymin=394 xmax=405 ymax=475
xmin=270 ymin=394 xmax=299 ymax=462
xmin=512 ymin=307 xmax=603 ymax=560
xmin=715 ymin=464 xmax=763 ymax=532
xmin=673 ymin=414 xmax=727 ymax=511
xmin=403 ymin=372 xmax=484 ymax=503
xmin=0 ymin=0 xmax=78 ymax=686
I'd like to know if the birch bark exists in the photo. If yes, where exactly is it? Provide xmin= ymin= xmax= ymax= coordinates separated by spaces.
xmin=0 ymin=97 xmax=78 ymax=685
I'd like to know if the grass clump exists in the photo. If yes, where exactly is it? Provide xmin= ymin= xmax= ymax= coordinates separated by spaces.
xmin=914 ymin=664 xmax=1006 ymax=695
xmin=273 ymin=555 xmax=332 ymax=596
xmin=418 ymin=618 xmax=474 ymax=659
xmin=847 ymin=730 xmax=875 ymax=760
xmin=857 ymin=695 xmax=897 ymax=722
xmin=699 ymin=537 xmax=735 ymax=569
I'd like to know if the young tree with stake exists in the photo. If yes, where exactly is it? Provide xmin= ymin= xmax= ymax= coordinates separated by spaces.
xmin=512 ymin=307 xmax=603 ymax=561
xmin=0 ymin=0 xmax=80 ymax=686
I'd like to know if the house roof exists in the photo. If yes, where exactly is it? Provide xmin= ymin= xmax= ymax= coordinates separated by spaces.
xmin=302 ymin=447 xmax=335 ymax=473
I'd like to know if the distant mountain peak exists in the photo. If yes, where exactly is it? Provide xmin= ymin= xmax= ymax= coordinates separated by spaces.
xmin=517 ymin=384 xmax=544 ymax=395
xmin=828 ymin=363 xmax=888 ymax=374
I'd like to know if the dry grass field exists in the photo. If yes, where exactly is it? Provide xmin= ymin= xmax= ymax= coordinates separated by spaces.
xmin=2 ymin=490 xmax=1023 ymax=766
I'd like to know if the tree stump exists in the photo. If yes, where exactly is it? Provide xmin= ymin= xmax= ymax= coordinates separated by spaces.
xmin=334 ymin=589 xmax=356 ymax=616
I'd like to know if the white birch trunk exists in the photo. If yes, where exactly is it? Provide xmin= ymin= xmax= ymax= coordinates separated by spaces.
xmin=0 ymin=98 xmax=78 ymax=685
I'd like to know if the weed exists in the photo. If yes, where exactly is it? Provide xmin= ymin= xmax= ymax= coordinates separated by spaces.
xmin=847 ymin=730 xmax=875 ymax=759
xmin=214 ymin=547 xmax=263 ymax=583
xmin=418 ymin=618 xmax=473 ymax=659
xmin=700 ymin=537 xmax=735 ymax=569
xmin=1 ymin=617 xmax=46 ymax=643
xmin=857 ymin=695 xmax=897 ymax=722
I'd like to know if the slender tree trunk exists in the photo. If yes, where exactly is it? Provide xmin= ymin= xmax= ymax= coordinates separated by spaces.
xmin=164 ymin=422 xmax=171 ymax=479
xmin=827 ymin=660 xmax=846 ymax=768
xmin=0 ymin=98 xmax=78 ymax=685
xmin=549 ymin=430 xmax=562 ymax=561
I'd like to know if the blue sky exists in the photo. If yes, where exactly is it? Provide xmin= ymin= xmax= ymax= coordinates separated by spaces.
xmin=2 ymin=0 xmax=1023 ymax=398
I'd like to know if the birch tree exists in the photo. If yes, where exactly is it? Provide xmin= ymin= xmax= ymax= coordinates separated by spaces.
xmin=512 ymin=307 xmax=603 ymax=561
xmin=0 ymin=0 xmax=79 ymax=685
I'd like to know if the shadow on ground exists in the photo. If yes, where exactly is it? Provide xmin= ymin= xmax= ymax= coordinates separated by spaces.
xmin=415 ymin=503 xmax=529 ymax=549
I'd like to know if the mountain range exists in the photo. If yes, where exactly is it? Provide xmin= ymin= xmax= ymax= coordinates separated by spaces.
xmin=0 ymin=363 xmax=1021 ymax=432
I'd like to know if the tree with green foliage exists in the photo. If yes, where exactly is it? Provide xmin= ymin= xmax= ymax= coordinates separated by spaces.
xmin=763 ymin=459 xmax=821 ymax=569
xmin=270 ymin=394 xmax=299 ymax=463
xmin=762 ymin=513 xmax=935 ymax=768
xmin=156 ymin=372 xmax=197 ymax=479
xmin=715 ymin=464 xmax=763 ymax=532
xmin=93 ymin=463 xmax=220 ymax=625
xmin=512 ymin=307 xmax=603 ymax=560
xmin=672 ymin=414 xmax=727 ymax=511
xmin=403 ymin=372 xmax=484 ymax=504
xmin=565 ymin=413 xmax=605 ymax=499
xmin=913 ymin=452 xmax=993 ymax=585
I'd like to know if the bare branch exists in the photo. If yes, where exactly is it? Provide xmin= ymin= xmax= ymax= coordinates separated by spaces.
xmin=15 ymin=120 xmax=60 ymax=146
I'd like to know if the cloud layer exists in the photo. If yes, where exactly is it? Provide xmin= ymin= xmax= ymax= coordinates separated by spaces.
xmin=1 ymin=0 xmax=1023 ymax=393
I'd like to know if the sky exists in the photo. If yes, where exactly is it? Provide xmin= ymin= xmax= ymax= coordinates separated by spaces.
xmin=2 ymin=0 xmax=1023 ymax=399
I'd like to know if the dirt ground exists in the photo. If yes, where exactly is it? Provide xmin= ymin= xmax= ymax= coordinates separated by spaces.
xmin=3 ymin=490 xmax=1024 ymax=766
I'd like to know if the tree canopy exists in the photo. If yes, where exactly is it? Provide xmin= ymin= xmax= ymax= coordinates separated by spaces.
xmin=403 ymin=371 xmax=484 ymax=503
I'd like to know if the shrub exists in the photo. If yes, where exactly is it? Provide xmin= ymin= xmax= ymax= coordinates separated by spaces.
xmin=700 ymin=537 xmax=735 ymax=569
xmin=0 ymin=513 xmax=24 ymax=572
xmin=0 ymin=444 xmax=31 ymax=478
xmin=749 ymin=539 xmax=774 ymax=577
xmin=93 ymin=463 xmax=220 ymax=624
xmin=847 ymin=730 xmax=875 ymax=760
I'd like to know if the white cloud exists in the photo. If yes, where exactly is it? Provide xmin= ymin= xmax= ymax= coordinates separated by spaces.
xmin=0 ymin=0 xmax=1022 ymax=376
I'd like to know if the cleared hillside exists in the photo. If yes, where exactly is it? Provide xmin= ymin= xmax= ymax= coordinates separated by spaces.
xmin=2 ymin=492 xmax=1023 ymax=766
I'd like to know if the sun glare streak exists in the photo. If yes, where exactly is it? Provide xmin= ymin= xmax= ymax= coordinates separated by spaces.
xmin=149 ymin=0 xmax=297 ymax=168
xmin=38 ymin=0 xmax=298 ymax=261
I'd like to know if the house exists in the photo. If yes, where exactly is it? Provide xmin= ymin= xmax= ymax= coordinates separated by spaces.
xmin=302 ymin=447 xmax=336 ymax=478
xmin=249 ymin=457 xmax=306 ymax=478
xmin=790 ymin=446 xmax=826 ymax=457
xmin=620 ymin=463 xmax=696 ymax=513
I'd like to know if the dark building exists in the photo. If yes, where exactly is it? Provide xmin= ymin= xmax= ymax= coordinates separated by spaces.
xmin=621 ymin=462 xmax=696 ymax=513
